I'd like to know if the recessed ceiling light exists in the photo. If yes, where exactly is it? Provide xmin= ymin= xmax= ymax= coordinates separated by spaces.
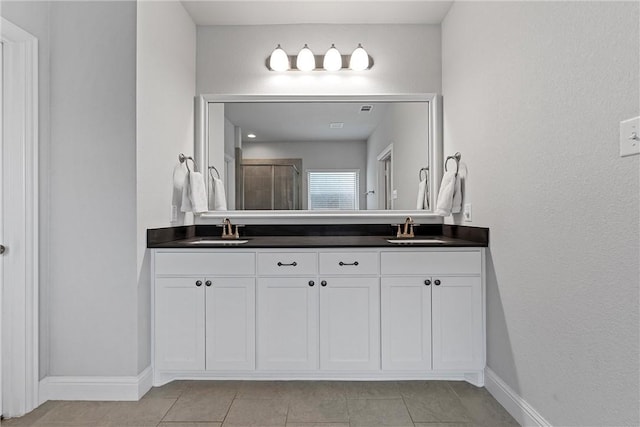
xmin=247 ymin=133 xmax=256 ymax=138
xmin=329 ymin=122 xmax=344 ymax=129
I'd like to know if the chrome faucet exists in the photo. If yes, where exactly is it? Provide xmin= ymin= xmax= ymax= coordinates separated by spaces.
xmin=396 ymin=217 xmax=415 ymax=238
xmin=221 ymin=218 xmax=240 ymax=239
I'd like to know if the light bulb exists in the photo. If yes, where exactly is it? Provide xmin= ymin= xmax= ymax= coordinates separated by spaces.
xmin=349 ymin=43 xmax=369 ymax=71
xmin=269 ymin=44 xmax=289 ymax=71
xmin=323 ymin=44 xmax=342 ymax=71
xmin=296 ymin=44 xmax=316 ymax=71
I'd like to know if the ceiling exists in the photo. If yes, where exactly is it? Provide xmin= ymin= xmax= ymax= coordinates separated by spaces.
xmin=181 ymin=1 xmax=454 ymax=26
xmin=224 ymin=102 xmax=393 ymax=143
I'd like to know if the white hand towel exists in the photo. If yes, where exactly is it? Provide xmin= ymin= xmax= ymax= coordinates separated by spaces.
xmin=416 ymin=179 xmax=428 ymax=210
xmin=451 ymin=172 xmax=462 ymax=213
xmin=180 ymin=175 xmax=192 ymax=213
xmin=188 ymin=171 xmax=208 ymax=213
xmin=212 ymin=177 xmax=228 ymax=211
xmin=435 ymin=170 xmax=459 ymax=216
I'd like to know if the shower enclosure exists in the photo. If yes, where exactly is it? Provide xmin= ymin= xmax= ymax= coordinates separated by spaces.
xmin=239 ymin=159 xmax=302 ymax=210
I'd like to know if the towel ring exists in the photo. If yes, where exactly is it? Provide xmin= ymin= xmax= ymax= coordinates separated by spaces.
xmin=209 ymin=165 xmax=221 ymax=180
xmin=445 ymin=152 xmax=461 ymax=176
xmin=418 ymin=167 xmax=429 ymax=181
xmin=178 ymin=153 xmax=198 ymax=173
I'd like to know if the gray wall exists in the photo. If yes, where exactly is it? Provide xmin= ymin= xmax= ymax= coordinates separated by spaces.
xmin=136 ymin=0 xmax=196 ymax=373
xmin=442 ymin=2 xmax=639 ymax=425
xmin=197 ymin=24 xmax=441 ymax=95
xmin=243 ymin=140 xmax=367 ymax=209
xmin=2 ymin=1 xmax=139 ymax=377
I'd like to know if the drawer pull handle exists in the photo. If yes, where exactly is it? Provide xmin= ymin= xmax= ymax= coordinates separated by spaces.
xmin=277 ymin=261 xmax=298 ymax=267
xmin=195 ymin=280 xmax=202 ymax=287
xmin=309 ymin=281 xmax=315 ymax=287
xmin=339 ymin=261 xmax=359 ymax=266
xmin=424 ymin=279 xmax=431 ymax=286
xmin=434 ymin=279 xmax=441 ymax=286
xmin=321 ymin=280 xmax=327 ymax=287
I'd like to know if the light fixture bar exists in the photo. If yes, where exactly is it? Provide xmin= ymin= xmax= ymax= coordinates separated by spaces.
xmin=266 ymin=44 xmax=373 ymax=71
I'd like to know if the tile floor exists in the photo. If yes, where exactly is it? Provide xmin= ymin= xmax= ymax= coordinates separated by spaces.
xmin=3 ymin=380 xmax=519 ymax=427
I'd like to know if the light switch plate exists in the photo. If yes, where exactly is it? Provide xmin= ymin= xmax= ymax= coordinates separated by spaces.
xmin=171 ymin=205 xmax=178 ymax=222
xmin=463 ymin=203 xmax=472 ymax=222
xmin=620 ymin=116 xmax=640 ymax=157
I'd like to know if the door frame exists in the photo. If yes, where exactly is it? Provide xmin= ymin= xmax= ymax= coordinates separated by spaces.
xmin=1 ymin=17 xmax=39 ymax=418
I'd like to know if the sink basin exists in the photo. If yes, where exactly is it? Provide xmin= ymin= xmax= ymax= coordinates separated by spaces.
xmin=188 ymin=239 xmax=249 ymax=245
xmin=387 ymin=238 xmax=447 ymax=244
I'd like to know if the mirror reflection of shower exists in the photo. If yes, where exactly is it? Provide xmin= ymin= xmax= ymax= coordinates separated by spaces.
xmin=238 ymin=160 xmax=302 ymax=210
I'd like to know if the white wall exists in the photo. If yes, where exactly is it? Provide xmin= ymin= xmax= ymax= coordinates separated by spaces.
xmin=366 ymin=103 xmax=429 ymax=210
xmin=243 ymin=140 xmax=367 ymax=209
xmin=1 ymin=0 xmax=51 ymax=379
xmin=442 ymin=2 xmax=639 ymax=425
xmin=136 ymin=0 xmax=196 ymax=373
xmin=197 ymin=24 xmax=441 ymax=95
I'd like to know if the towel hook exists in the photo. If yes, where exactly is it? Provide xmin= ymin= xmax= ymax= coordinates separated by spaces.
xmin=178 ymin=153 xmax=198 ymax=173
xmin=445 ymin=152 xmax=461 ymax=176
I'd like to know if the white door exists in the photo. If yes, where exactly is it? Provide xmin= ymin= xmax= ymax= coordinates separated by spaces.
xmin=206 ymin=277 xmax=255 ymax=371
xmin=432 ymin=276 xmax=483 ymax=370
xmin=155 ymin=278 xmax=205 ymax=371
xmin=257 ymin=277 xmax=318 ymax=370
xmin=319 ymin=277 xmax=380 ymax=371
xmin=381 ymin=276 xmax=432 ymax=371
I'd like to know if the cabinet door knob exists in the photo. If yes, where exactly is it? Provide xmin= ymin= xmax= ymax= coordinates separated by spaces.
xmin=424 ymin=279 xmax=431 ymax=286
xmin=434 ymin=279 xmax=441 ymax=286
xmin=308 ymin=280 xmax=315 ymax=287
xmin=195 ymin=280 xmax=203 ymax=287
xmin=205 ymin=280 xmax=212 ymax=287
xmin=321 ymin=280 xmax=327 ymax=287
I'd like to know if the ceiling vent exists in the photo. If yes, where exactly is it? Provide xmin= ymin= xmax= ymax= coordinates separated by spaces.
xmin=360 ymin=105 xmax=373 ymax=112
xmin=329 ymin=122 xmax=344 ymax=129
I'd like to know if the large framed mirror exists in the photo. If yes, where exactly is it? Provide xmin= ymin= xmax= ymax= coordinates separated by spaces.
xmin=195 ymin=94 xmax=442 ymax=222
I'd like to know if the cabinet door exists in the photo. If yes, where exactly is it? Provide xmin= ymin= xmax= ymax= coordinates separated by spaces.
xmin=257 ymin=277 xmax=319 ymax=370
xmin=206 ymin=277 xmax=255 ymax=371
xmin=319 ymin=277 xmax=380 ymax=371
xmin=155 ymin=278 xmax=205 ymax=371
xmin=432 ymin=276 xmax=483 ymax=370
xmin=381 ymin=277 xmax=431 ymax=371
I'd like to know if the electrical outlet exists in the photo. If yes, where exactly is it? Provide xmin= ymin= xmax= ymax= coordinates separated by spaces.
xmin=620 ymin=116 xmax=640 ymax=157
xmin=463 ymin=203 xmax=472 ymax=222
xmin=171 ymin=205 xmax=178 ymax=222
xmin=392 ymin=189 xmax=398 ymax=200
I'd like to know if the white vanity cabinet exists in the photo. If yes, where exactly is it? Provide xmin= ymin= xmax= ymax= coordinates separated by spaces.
xmin=381 ymin=251 xmax=484 ymax=373
xmin=152 ymin=246 xmax=485 ymax=386
xmin=153 ymin=252 xmax=256 ymax=374
xmin=257 ymin=251 xmax=379 ymax=371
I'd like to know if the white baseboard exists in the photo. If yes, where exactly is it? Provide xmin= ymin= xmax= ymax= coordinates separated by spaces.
xmin=485 ymin=368 xmax=552 ymax=427
xmin=39 ymin=366 xmax=152 ymax=403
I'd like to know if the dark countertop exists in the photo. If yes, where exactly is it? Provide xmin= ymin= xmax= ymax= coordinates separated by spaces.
xmin=149 ymin=235 xmax=484 ymax=249
xmin=147 ymin=224 xmax=488 ymax=249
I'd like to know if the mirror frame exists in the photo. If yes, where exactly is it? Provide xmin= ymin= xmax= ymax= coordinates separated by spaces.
xmin=195 ymin=93 xmax=443 ymax=224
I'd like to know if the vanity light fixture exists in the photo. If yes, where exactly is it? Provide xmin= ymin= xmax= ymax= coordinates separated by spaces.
xmin=296 ymin=44 xmax=316 ymax=72
xmin=323 ymin=44 xmax=342 ymax=71
xmin=267 ymin=43 xmax=373 ymax=71
xmin=268 ymin=44 xmax=289 ymax=71
xmin=349 ymin=43 xmax=369 ymax=71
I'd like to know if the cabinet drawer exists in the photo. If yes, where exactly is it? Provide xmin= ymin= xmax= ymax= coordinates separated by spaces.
xmin=258 ymin=252 xmax=317 ymax=275
xmin=155 ymin=252 xmax=255 ymax=276
xmin=319 ymin=252 xmax=379 ymax=275
xmin=381 ymin=251 xmax=481 ymax=275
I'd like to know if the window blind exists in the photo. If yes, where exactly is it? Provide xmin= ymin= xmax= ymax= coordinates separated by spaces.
xmin=308 ymin=171 xmax=359 ymax=210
